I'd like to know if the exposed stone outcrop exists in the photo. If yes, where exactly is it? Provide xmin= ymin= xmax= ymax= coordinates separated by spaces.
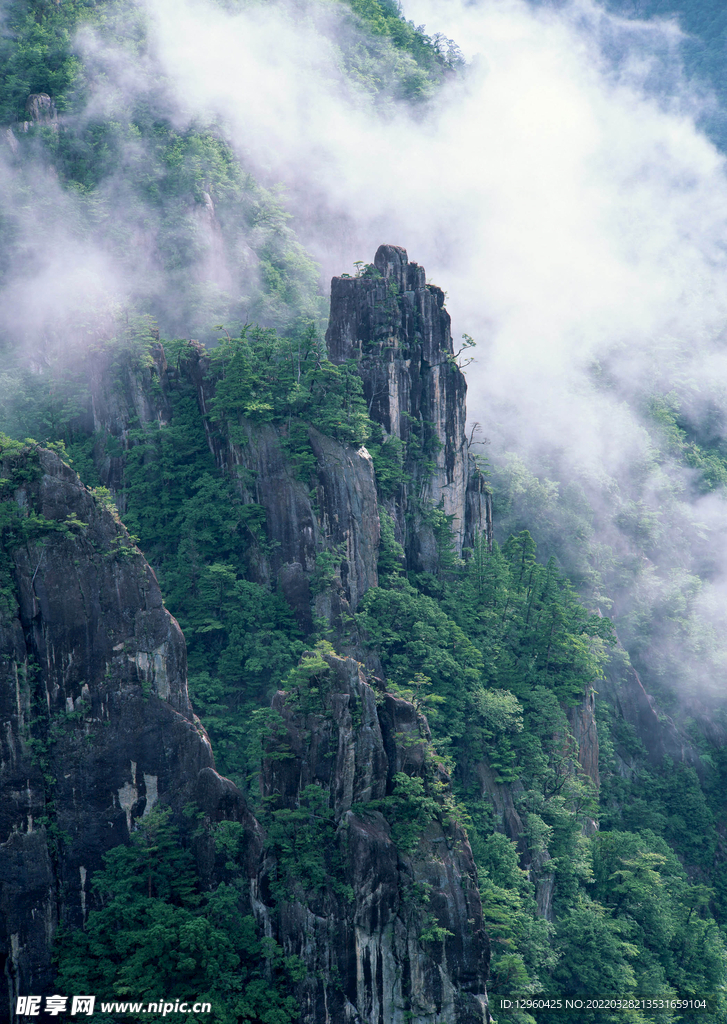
xmin=41 ymin=245 xmax=489 ymax=623
xmin=192 ymin=191 xmax=233 ymax=291
xmin=0 ymin=445 xmax=488 ymax=1022
xmin=259 ymin=651 xmax=490 ymax=1024
xmin=23 ymin=94 xmax=57 ymax=126
xmin=79 ymin=339 xmax=379 ymax=628
xmin=567 ymin=688 xmax=599 ymax=791
xmin=0 ymin=445 xmax=253 ymax=1013
xmin=476 ymin=762 xmax=525 ymax=842
xmin=92 ymin=341 xmax=171 ymax=435
xmin=601 ymin=649 xmax=699 ymax=770
xmin=326 ymin=245 xmax=492 ymax=571
xmin=474 ymin=688 xmax=601 ymax=926
xmin=180 ymin=343 xmax=380 ymax=620
xmin=474 ymin=762 xmax=557 ymax=921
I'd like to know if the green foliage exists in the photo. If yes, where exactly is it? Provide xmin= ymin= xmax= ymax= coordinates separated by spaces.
xmin=1 ymin=0 xmax=724 ymax=992
xmin=600 ymin=728 xmax=721 ymax=870
xmin=589 ymin=830 xmax=727 ymax=1013
xmin=8 ymin=357 xmax=727 ymax=1023
xmin=7 ymin=343 xmax=726 ymax=1021
xmin=209 ymin=325 xmax=371 ymax=447
xmin=399 ymin=411 xmax=442 ymax=491
xmin=376 ymin=504 xmax=405 ymax=581
xmin=358 ymin=577 xmax=483 ymax=740
xmin=339 ymin=0 xmax=463 ymax=102
xmin=647 ymin=393 xmax=727 ymax=493
xmin=8 ymin=0 xmax=727 ymax=1015
xmin=419 ymin=920 xmax=454 ymax=943
xmin=367 ymin=424 xmax=406 ymax=498
xmin=0 ymin=2 xmax=325 ymax=338
xmin=0 ymin=434 xmax=91 ymax=613
xmin=373 ymin=771 xmax=440 ymax=853
xmin=470 ymin=687 xmax=523 ymax=736
xmin=469 ymin=814 xmax=555 ymax=1017
xmin=494 ymin=534 xmax=614 ymax=704
xmin=0 ymin=0 xmax=92 ymax=123
xmin=54 ymin=809 xmax=302 ymax=1024
xmin=360 ymin=530 xmax=613 ymax=760
xmin=3 ymin=333 xmax=308 ymax=789
xmin=243 ymin=707 xmax=293 ymax=788
xmin=386 ymin=673 xmax=446 ymax=718
xmin=549 ymin=899 xmax=644 ymax=1023
xmin=185 ymin=572 xmax=304 ymax=785
xmin=279 ymin=641 xmax=335 ymax=716
xmin=264 ymin=783 xmax=353 ymax=902
xmin=420 ymin=499 xmax=461 ymax=576
xmin=487 ymin=400 xmax=727 ymax=712
xmin=357 ymin=524 xmax=727 ymax=1012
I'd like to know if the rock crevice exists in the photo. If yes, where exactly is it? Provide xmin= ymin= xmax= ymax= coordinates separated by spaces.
xmin=0 ymin=447 xmax=237 ymax=1009
xmin=259 ymin=651 xmax=490 ymax=1024
xmin=326 ymin=245 xmax=492 ymax=571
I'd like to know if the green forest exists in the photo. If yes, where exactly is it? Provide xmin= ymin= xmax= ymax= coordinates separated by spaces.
xmin=3 ymin=0 xmax=727 ymax=1022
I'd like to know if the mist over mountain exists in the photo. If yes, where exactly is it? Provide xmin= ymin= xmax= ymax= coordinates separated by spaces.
xmin=3 ymin=0 xmax=727 ymax=1020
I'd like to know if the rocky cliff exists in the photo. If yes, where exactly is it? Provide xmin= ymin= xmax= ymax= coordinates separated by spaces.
xmin=180 ymin=341 xmax=380 ymax=625
xmin=47 ymin=246 xmax=490 ymax=628
xmin=257 ymin=650 xmax=490 ymax=1024
xmin=64 ymin=335 xmax=380 ymax=637
xmin=326 ymin=245 xmax=492 ymax=571
xmin=0 ymin=440 xmax=490 ymax=1022
xmin=0 ymin=440 xmax=256 ymax=1013
xmin=601 ymin=649 xmax=701 ymax=772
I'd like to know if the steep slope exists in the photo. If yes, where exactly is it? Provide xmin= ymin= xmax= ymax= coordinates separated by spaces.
xmin=327 ymin=244 xmax=492 ymax=571
xmin=4 ymin=244 xmax=727 ymax=1021
xmin=180 ymin=340 xmax=380 ymax=626
xmin=0 ymin=438 xmax=258 ymax=1009
xmin=0 ymin=436 xmax=491 ymax=1022
xmin=256 ymin=649 xmax=490 ymax=1024
xmin=18 ymin=247 xmax=491 ymax=642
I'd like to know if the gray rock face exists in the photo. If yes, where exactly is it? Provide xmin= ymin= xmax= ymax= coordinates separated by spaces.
xmin=87 ymin=341 xmax=173 ymax=506
xmin=55 ymin=246 xmax=489 ymax=624
xmin=181 ymin=343 xmax=380 ymax=621
xmin=567 ymin=689 xmax=599 ymax=790
xmin=259 ymin=652 xmax=490 ymax=1024
xmin=24 ymin=94 xmax=57 ymax=125
xmin=475 ymin=762 xmax=557 ymax=923
xmin=0 ymin=446 xmax=488 ymax=1023
xmin=72 ymin=337 xmax=380 ymax=629
xmin=222 ymin=420 xmax=379 ymax=616
xmin=0 ymin=446 xmax=239 ymax=1012
xmin=326 ymin=245 xmax=492 ymax=570
xmin=602 ymin=652 xmax=698 ymax=768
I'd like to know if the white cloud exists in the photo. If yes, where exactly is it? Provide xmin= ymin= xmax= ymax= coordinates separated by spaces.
xmin=7 ymin=0 xmax=727 ymax=691
xmin=0 ymin=156 xmax=127 ymax=351
xmin=140 ymin=0 xmax=727 ymax=692
xmin=143 ymin=0 xmax=727 ymax=451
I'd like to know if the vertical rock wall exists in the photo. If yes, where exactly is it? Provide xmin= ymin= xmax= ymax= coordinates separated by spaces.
xmin=0 ymin=447 xmax=247 ymax=1015
xmin=46 ymin=245 xmax=491 ymax=622
xmin=180 ymin=343 xmax=380 ymax=624
xmin=63 ymin=338 xmax=381 ymax=630
xmin=326 ymin=245 xmax=492 ymax=571
xmin=0 ymin=447 xmax=489 ymax=1024
xmin=258 ymin=652 xmax=490 ymax=1024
